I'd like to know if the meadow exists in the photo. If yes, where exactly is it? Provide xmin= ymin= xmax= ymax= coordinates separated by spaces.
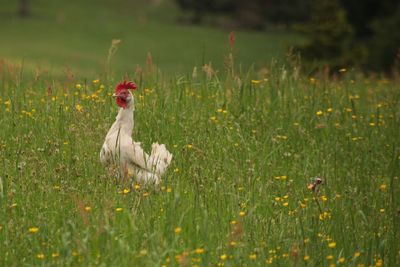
xmin=1 ymin=1 xmax=400 ymax=267
xmin=0 ymin=55 xmax=399 ymax=266
xmin=0 ymin=0 xmax=299 ymax=76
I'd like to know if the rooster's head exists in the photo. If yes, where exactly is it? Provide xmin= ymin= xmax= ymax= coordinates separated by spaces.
xmin=113 ymin=81 xmax=137 ymax=109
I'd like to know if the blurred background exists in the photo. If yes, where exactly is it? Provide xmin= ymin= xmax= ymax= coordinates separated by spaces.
xmin=0 ymin=0 xmax=399 ymax=77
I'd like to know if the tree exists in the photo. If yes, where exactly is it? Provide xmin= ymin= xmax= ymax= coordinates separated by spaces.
xmin=368 ymin=6 xmax=400 ymax=71
xmin=176 ymin=0 xmax=233 ymax=24
xmin=265 ymin=0 xmax=311 ymax=24
xmin=18 ymin=0 xmax=30 ymax=18
xmin=340 ymin=0 xmax=399 ymax=39
xmin=297 ymin=0 xmax=353 ymax=67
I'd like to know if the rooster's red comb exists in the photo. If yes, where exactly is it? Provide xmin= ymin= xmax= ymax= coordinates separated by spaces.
xmin=115 ymin=81 xmax=137 ymax=93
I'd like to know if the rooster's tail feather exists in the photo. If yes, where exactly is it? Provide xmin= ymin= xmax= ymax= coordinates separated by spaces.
xmin=149 ymin=142 xmax=173 ymax=176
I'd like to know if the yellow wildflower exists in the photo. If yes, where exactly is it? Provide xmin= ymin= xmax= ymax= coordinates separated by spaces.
xmin=123 ymin=188 xmax=130 ymax=194
xmin=251 ymin=80 xmax=261 ymax=85
xmin=115 ymin=207 xmax=123 ymax=212
xmin=316 ymin=110 xmax=323 ymax=116
xmin=304 ymin=255 xmax=310 ymax=261
xmin=75 ymin=83 xmax=82 ymax=89
xmin=249 ymin=254 xmax=257 ymax=260
xmin=29 ymin=227 xmax=39 ymax=233
xmin=220 ymin=254 xmax=227 ymax=260
xmin=319 ymin=212 xmax=331 ymax=221
xmin=326 ymin=255 xmax=334 ymax=260
xmin=239 ymin=211 xmax=246 ymax=217
xmin=174 ymin=227 xmax=182 ymax=234
xmin=328 ymin=242 xmax=336 ymax=248
xmin=75 ymin=104 xmax=83 ymax=112
xmin=52 ymin=252 xmax=60 ymax=258
xmin=37 ymin=253 xmax=45 ymax=260
xmin=195 ymin=248 xmax=205 ymax=254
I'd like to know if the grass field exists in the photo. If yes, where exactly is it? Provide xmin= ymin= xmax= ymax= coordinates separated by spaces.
xmin=0 ymin=56 xmax=399 ymax=266
xmin=1 ymin=1 xmax=400 ymax=267
xmin=0 ymin=0 xmax=299 ymax=76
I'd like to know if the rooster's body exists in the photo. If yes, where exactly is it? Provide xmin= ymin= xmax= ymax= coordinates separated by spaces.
xmin=100 ymin=81 xmax=172 ymax=185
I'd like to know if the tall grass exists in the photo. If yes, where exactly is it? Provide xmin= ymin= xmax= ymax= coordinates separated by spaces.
xmin=0 ymin=58 xmax=399 ymax=266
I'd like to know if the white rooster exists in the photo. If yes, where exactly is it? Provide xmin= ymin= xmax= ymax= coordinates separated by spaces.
xmin=100 ymin=81 xmax=172 ymax=185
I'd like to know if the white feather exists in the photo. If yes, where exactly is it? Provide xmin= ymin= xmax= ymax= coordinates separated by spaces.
xmin=100 ymin=93 xmax=172 ymax=185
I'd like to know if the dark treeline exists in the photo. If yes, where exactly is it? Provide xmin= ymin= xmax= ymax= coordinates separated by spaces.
xmin=177 ymin=0 xmax=400 ymax=72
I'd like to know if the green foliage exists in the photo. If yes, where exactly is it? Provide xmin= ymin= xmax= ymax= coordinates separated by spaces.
xmin=176 ymin=0 xmax=268 ymax=29
xmin=176 ymin=0 xmax=233 ymax=24
xmin=298 ymin=0 xmax=400 ymax=72
xmin=265 ymin=0 xmax=312 ymax=24
xmin=367 ymin=7 xmax=400 ymax=71
xmin=297 ymin=0 xmax=353 ymax=67
xmin=0 ymin=60 xmax=399 ymax=266
xmin=340 ymin=0 xmax=399 ymax=38
xmin=176 ymin=0 xmax=311 ymax=29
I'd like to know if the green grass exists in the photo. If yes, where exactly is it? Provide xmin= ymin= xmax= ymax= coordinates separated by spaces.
xmin=0 ymin=0 xmax=300 ymax=76
xmin=0 ymin=1 xmax=399 ymax=266
xmin=0 ymin=58 xmax=399 ymax=266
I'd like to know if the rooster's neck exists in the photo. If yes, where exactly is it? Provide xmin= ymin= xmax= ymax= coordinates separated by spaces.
xmin=114 ymin=104 xmax=134 ymax=136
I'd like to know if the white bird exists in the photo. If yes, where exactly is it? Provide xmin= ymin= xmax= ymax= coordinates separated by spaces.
xmin=100 ymin=81 xmax=172 ymax=185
